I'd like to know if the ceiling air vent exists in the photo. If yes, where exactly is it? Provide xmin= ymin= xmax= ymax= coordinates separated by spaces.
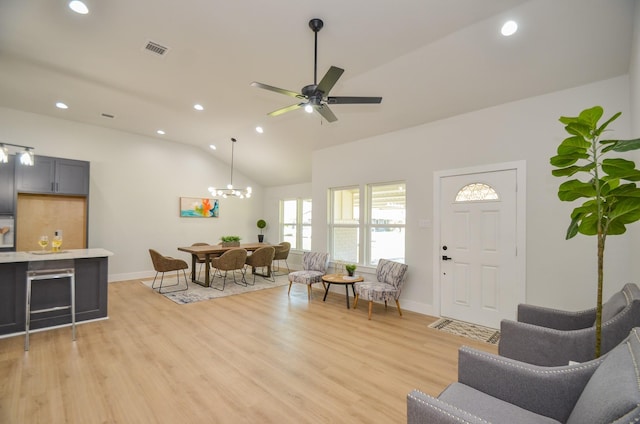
xmin=144 ymin=41 xmax=169 ymax=56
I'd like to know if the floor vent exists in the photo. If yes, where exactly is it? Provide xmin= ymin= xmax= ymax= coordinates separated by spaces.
xmin=144 ymin=41 xmax=169 ymax=56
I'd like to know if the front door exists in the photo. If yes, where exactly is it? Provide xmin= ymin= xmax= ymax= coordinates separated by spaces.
xmin=438 ymin=168 xmax=520 ymax=328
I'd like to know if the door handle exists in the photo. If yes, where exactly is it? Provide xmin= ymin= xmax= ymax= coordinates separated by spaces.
xmin=442 ymin=255 xmax=452 ymax=261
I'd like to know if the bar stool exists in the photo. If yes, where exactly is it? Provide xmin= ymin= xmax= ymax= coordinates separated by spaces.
xmin=25 ymin=260 xmax=76 ymax=351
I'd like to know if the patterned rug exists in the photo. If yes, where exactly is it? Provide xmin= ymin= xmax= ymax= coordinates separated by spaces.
xmin=141 ymin=272 xmax=290 ymax=305
xmin=429 ymin=318 xmax=500 ymax=345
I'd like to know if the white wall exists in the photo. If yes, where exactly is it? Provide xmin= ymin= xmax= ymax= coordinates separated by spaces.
xmin=0 ymin=107 xmax=264 ymax=281
xmin=1 ymin=74 xmax=637 ymax=316
xmin=312 ymin=76 xmax=634 ymax=315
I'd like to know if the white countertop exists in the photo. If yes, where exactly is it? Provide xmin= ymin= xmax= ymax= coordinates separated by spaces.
xmin=0 ymin=248 xmax=113 ymax=264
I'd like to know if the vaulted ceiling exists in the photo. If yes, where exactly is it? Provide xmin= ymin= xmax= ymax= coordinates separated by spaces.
xmin=0 ymin=0 xmax=634 ymax=186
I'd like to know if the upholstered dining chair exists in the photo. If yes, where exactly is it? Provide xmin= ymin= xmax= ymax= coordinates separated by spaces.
xmin=287 ymin=251 xmax=330 ymax=300
xmin=353 ymin=259 xmax=408 ymax=320
xmin=148 ymin=249 xmax=189 ymax=294
xmin=245 ymin=246 xmax=275 ymax=284
xmin=272 ymin=242 xmax=291 ymax=275
xmin=191 ymin=242 xmax=211 ymax=280
xmin=210 ymin=248 xmax=248 ymax=291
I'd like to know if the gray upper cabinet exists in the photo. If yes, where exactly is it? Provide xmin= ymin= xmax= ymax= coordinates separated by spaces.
xmin=15 ymin=156 xmax=89 ymax=196
xmin=0 ymin=156 xmax=15 ymax=213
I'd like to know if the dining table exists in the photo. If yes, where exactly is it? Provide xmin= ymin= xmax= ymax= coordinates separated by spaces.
xmin=177 ymin=243 xmax=270 ymax=287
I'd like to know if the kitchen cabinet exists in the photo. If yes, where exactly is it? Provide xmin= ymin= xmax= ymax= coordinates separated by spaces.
xmin=15 ymin=155 xmax=89 ymax=195
xmin=0 ymin=155 xmax=15 ymax=213
xmin=0 ymin=250 xmax=111 ymax=336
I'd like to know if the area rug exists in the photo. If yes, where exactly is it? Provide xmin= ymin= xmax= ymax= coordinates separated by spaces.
xmin=141 ymin=273 xmax=290 ymax=305
xmin=429 ymin=318 xmax=500 ymax=345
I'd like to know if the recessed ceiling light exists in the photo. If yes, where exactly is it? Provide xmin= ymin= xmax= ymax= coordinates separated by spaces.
xmin=55 ymin=102 xmax=68 ymax=109
xmin=193 ymin=104 xmax=204 ymax=111
xmin=209 ymin=144 xmax=216 ymax=150
xmin=157 ymin=130 xmax=165 ymax=135
xmin=501 ymin=20 xmax=518 ymax=36
xmin=255 ymin=126 xmax=264 ymax=134
xmin=69 ymin=1 xmax=89 ymax=14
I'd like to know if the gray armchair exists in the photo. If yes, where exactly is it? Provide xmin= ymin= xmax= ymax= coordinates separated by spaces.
xmin=407 ymin=327 xmax=640 ymax=423
xmin=499 ymin=283 xmax=640 ymax=366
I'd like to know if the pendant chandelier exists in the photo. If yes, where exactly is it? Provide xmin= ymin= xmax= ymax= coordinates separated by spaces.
xmin=208 ymin=138 xmax=252 ymax=199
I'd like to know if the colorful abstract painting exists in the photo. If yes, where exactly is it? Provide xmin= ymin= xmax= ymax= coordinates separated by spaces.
xmin=180 ymin=197 xmax=219 ymax=218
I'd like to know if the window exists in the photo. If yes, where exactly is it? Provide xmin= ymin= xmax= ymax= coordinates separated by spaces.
xmin=330 ymin=187 xmax=360 ymax=263
xmin=329 ymin=182 xmax=405 ymax=267
xmin=280 ymin=199 xmax=312 ymax=250
xmin=455 ymin=183 xmax=499 ymax=202
xmin=368 ymin=183 xmax=406 ymax=264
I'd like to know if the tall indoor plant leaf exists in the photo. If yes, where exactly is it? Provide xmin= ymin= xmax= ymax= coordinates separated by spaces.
xmin=550 ymin=106 xmax=640 ymax=357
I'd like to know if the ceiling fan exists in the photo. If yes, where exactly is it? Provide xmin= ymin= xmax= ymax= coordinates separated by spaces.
xmin=251 ymin=18 xmax=382 ymax=123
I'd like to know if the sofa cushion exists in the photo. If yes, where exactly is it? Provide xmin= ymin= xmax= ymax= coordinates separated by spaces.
xmin=566 ymin=332 xmax=640 ymax=424
xmin=438 ymin=383 xmax=561 ymax=424
xmin=600 ymin=290 xmax=627 ymax=323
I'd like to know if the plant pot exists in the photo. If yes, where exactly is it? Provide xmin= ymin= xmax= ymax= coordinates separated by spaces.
xmin=221 ymin=241 xmax=240 ymax=247
xmin=258 ymin=234 xmax=264 ymax=243
xmin=347 ymin=270 xmax=355 ymax=277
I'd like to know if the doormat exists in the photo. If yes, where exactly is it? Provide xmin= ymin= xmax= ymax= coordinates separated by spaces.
xmin=141 ymin=273 xmax=290 ymax=305
xmin=429 ymin=318 xmax=500 ymax=345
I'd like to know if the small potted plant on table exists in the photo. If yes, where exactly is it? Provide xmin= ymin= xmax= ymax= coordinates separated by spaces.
xmin=220 ymin=235 xmax=241 ymax=247
xmin=256 ymin=219 xmax=267 ymax=243
xmin=345 ymin=264 xmax=357 ymax=277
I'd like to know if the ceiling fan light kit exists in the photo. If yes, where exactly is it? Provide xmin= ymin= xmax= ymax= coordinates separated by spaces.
xmin=251 ymin=18 xmax=382 ymax=123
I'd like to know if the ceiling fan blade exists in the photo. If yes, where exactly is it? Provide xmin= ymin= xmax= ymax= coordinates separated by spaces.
xmin=251 ymin=82 xmax=303 ymax=99
xmin=316 ymin=66 xmax=344 ymax=95
xmin=326 ymin=96 xmax=383 ymax=104
xmin=267 ymin=103 xmax=305 ymax=117
xmin=315 ymin=104 xmax=338 ymax=122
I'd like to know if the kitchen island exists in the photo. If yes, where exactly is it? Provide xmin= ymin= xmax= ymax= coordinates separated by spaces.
xmin=0 ymin=248 xmax=112 ymax=337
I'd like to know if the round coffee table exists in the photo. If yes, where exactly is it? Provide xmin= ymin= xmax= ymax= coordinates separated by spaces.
xmin=322 ymin=273 xmax=364 ymax=309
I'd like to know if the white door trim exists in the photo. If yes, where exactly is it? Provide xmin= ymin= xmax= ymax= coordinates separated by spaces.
xmin=432 ymin=160 xmax=527 ymax=320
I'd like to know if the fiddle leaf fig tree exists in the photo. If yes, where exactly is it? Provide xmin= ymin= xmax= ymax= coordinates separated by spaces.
xmin=550 ymin=105 xmax=640 ymax=357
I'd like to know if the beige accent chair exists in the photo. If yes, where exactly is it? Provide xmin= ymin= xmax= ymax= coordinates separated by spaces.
xmin=272 ymin=242 xmax=291 ymax=275
xmin=353 ymin=259 xmax=408 ymax=320
xmin=287 ymin=251 xmax=329 ymax=300
xmin=210 ymin=248 xmax=248 ymax=291
xmin=245 ymin=246 xmax=276 ymax=284
xmin=148 ymin=249 xmax=189 ymax=294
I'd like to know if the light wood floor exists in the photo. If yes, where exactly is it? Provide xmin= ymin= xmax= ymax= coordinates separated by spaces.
xmin=0 ymin=278 xmax=497 ymax=423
